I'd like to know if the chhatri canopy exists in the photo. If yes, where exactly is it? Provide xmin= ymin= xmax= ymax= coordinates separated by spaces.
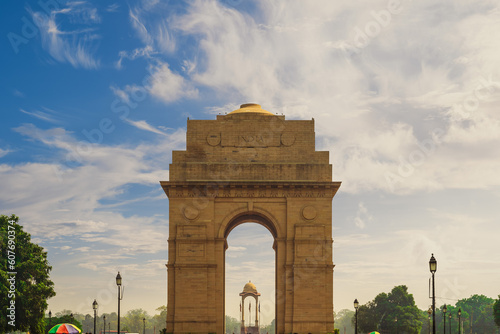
xmin=48 ymin=323 xmax=82 ymax=334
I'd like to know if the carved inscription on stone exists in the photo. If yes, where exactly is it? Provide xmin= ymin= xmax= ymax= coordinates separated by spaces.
xmin=221 ymin=132 xmax=281 ymax=147
xmin=179 ymin=243 xmax=205 ymax=257
xmin=178 ymin=225 xmax=206 ymax=239
xmin=167 ymin=186 xmax=335 ymax=198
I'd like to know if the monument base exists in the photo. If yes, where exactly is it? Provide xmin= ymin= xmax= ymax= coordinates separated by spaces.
xmin=241 ymin=325 xmax=259 ymax=334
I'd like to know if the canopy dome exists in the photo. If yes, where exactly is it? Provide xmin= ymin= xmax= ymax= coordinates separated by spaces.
xmin=228 ymin=103 xmax=274 ymax=116
xmin=243 ymin=281 xmax=257 ymax=293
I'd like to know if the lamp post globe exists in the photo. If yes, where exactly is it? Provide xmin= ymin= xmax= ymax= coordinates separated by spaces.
xmin=429 ymin=254 xmax=437 ymax=334
xmin=92 ymin=300 xmax=98 ymax=334
xmin=354 ymin=299 xmax=359 ymax=334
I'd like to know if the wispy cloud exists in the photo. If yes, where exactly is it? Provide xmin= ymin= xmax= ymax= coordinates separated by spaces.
xmin=116 ymin=45 xmax=155 ymax=69
xmin=124 ymin=119 xmax=167 ymax=136
xmin=0 ymin=148 xmax=12 ymax=158
xmin=13 ymin=89 xmax=25 ymax=98
xmin=20 ymin=107 xmax=60 ymax=123
xmin=106 ymin=3 xmax=120 ymax=13
xmin=30 ymin=2 xmax=101 ymax=69
xmin=354 ymin=202 xmax=372 ymax=229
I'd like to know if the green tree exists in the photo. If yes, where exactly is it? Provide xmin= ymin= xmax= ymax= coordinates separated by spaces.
xmin=152 ymin=305 xmax=167 ymax=333
xmin=334 ymin=309 xmax=354 ymax=334
xmin=456 ymin=294 xmax=496 ymax=333
xmin=494 ymin=295 xmax=500 ymax=328
xmin=122 ymin=309 xmax=149 ymax=333
xmin=225 ymin=315 xmax=240 ymax=333
xmin=0 ymin=214 xmax=56 ymax=334
xmin=354 ymin=285 xmax=422 ymax=333
xmin=261 ymin=318 xmax=275 ymax=334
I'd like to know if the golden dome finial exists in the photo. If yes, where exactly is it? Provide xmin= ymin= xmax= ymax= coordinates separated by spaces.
xmin=228 ymin=103 xmax=274 ymax=115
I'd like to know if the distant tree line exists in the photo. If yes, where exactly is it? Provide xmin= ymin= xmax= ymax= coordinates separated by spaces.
xmin=225 ymin=315 xmax=275 ymax=334
xmin=44 ymin=306 xmax=167 ymax=334
xmin=334 ymin=285 xmax=500 ymax=334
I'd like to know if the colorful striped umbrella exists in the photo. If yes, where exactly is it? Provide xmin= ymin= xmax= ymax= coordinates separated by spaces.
xmin=369 ymin=332 xmax=380 ymax=334
xmin=48 ymin=323 xmax=82 ymax=334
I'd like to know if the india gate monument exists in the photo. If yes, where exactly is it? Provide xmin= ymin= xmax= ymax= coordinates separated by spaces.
xmin=161 ymin=103 xmax=341 ymax=333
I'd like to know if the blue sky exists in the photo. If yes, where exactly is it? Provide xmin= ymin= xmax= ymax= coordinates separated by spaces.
xmin=2 ymin=0 xmax=500 ymax=325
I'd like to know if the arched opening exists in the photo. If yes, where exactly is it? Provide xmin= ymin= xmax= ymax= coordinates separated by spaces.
xmin=224 ymin=214 xmax=277 ymax=334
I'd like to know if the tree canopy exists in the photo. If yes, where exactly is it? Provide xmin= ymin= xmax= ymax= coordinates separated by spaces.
xmin=46 ymin=307 xmax=168 ymax=334
xmin=334 ymin=309 xmax=354 ymax=334
xmin=353 ymin=285 xmax=422 ymax=334
xmin=494 ymin=295 xmax=500 ymax=328
xmin=1 ymin=214 xmax=56 ymax=334
xmin=455 ymin=294 xmax=496 ymax=333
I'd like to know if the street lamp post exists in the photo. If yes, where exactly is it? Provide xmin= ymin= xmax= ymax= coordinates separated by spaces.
xmin=458 ymin=308 xmax=462 ymax=334
xmin=103 ymin=315 xmax=106 ymax=334
xmin=143 ymin=318 xmax=146 ymax=334
xmin=354 ymin=299 xmax=359 ymax=334
xmin=428 ymin=307 xmax=432 ymax=334
xmin=116 ymin=272 xmax=123 ymax=334
xmin=395 ymin=316 xmax=398 ymax=334
xmin=448 ymin=313 xmax=451 ymax=334
xmin=93 ymin=300 xmax=98 ymax=334
xmin=429 ymin=254 xmax=437 ymax=334
xmin=443 ymin=304 xmax=447 ymax=334
xmin=48 ymin=310 xmax=52 ymax=332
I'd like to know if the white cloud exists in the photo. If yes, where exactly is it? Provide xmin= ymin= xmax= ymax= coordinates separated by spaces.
xmin=0 ymin=148 xmax=12 ymax=158
xmin=110 ymin=85 xmax=131 ymax=104
xmin=148 ymin=62 xmax=198 ymax=103
xmin=30 ymin=2 xmax=100 ymax=69
xmin=2 ymin=124 xmax=185 ymax=245
xmin=20 ymin=107 xmax=60 ymax=123
xmin=154 ymin=0 xmax=500 ymax=194
xmin=116 ymin=45 xmax=155 ymax=69
xmin=353 ymin=202 xmax=372 ymax=229
xmin=125 ymin=119 xmax=168 ymax=136
xmin=106 ymin=4 xmax=120 ymax=13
